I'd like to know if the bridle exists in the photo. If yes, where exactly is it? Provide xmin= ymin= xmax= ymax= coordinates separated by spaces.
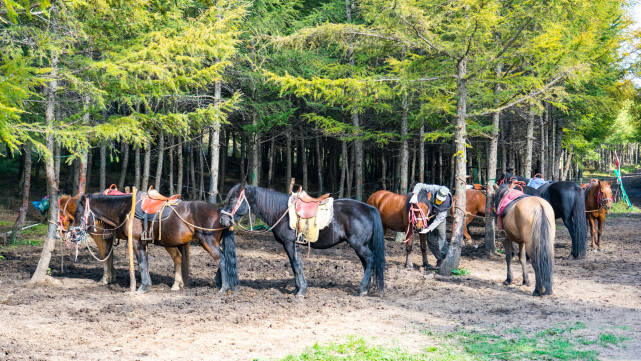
xmin=403 ymin=202 xmax=432 ymax=243
xmin=220 ymin=189 xmax=249 ymax=225
xmin=586 ymin=182 xmax=613 ymax=212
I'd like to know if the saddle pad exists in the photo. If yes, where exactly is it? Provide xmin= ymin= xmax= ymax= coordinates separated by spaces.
xmin=527 ymin=178 xmax=549 ymax=189
xmin=497 ymin=189 xmax=529 ymax=229
xmin=134 ymin=192 xmax=177 ymax=222
xmin=288 ymin=193 xmax=334 ymax=243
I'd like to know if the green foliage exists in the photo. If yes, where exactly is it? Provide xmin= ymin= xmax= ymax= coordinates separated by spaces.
xmin=451 ymin=268 xmax=470 ymax=276
xmin=609 ymin=200 xmax=640 ymax=215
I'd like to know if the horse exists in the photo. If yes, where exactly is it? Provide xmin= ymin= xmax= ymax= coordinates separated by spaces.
xmin=59 ymin=194 xmax=188 ymax=288
xmin=366 ymin=189 xmax=432 ymax=269
xmin=493 ymin=184 xmax=555 ymax=296
xmin=452 ymin=189 xmax=486 ymax=244
xmin=497 ymin=174 xmax=588 ymax=259
xmin=581 ymin=179 xmax=613 ymax=251
xmin=218 ymin=184 xmax=385 ymax=296
xmin=68 ymin=193 xmax=237 ymax=293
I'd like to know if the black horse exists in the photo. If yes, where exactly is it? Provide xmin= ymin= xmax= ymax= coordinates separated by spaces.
xmin=219 ymin=184 xmax=385 ymax=296
xmin=69 ymin=193 xmax=238 ymax=292
xmin=497 ymin=173 xmax=587 ymax=259
xmin=529 ymin=182 xmax=587 ymax=259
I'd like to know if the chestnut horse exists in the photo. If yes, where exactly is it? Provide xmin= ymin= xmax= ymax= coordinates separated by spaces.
xmin=367 ymin=189 xmax=432 ymax=269
xmin=494 ymin=184 xmax=555 ymax=296
xmin=452 ymin=189 xmax=486 ymax=243
xmin=68 ymin=193 xmax=237 ymax=293
xmin=58 ymin=194 xmax=187 ymax=289
xmin=581 ymin=179 xmax=613 ymax=251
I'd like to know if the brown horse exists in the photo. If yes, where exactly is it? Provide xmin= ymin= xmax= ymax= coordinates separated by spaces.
xmin=452 ymin=189 xmax=486 ymax=243
xmin=367 ymin=189 xmax=432 ymax=269
xmin=494 ymin=184 xmax=555 ymax=296
xmin=581 ymin=179 xmax=613 ymax=251
xmin=58 ymin=194 xmax=188 ymax=289
xmin=68 ymin=193 xmax=237 ymax=293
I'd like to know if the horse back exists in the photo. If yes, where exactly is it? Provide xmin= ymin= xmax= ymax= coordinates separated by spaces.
xmin=365 ymin=191 xmax=407 ymax=232
xmin=504 ymin=197 xmax=554 ymax=241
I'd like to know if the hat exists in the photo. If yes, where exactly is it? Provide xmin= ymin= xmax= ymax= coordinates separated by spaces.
xmin=435 ymin=187 xmax=448 ymax=205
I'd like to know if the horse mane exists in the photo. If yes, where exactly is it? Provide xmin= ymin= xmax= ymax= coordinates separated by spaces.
xmin=405 ymin=189 xmax=431 ymax=213
xmin=246 ymin=185 xmax=289 ymax=225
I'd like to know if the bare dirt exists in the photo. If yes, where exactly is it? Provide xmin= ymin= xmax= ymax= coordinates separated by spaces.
xmin=1 ymin=177 xmax=641 ymax=360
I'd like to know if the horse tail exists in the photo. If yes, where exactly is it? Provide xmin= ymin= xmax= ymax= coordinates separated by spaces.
xmin=570 ymin=187 xmax=587 ymax=259
xmin=221 ymin=228 xmax=239 ymax=290
xmin=180 ymin=244 xmax=190 ymax=287
xmin=531 ymin=204 xmax=554 ymax=295
xmin=368 ymin=206 xmax=386 ymax=292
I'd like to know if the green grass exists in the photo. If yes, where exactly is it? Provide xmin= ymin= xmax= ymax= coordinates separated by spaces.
xmin=280 ymin=324 xmax=629 ymax=361
xmin=451 ymin=268 xmax=470 ymax=276
xmin=609 ymin=200 xmax=640 ymax=215
xmin=0 ymin=219 xmax=12 ymax=228
xmin=584 ymin=166 xmax=638 ymax=178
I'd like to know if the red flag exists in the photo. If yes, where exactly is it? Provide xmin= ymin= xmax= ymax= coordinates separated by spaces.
xmin=615 ymin=153 xmax=620 ymax=169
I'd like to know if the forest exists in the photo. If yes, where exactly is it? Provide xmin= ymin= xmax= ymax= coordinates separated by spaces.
xmin=1 ymin=0 xmax=641 ymax=285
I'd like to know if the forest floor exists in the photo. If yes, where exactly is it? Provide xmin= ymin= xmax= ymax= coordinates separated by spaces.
xmin=1 ymin=175 xmax=641 ymax=360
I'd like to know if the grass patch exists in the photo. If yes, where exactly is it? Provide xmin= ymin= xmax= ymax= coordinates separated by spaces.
xmin=609 ymin=201 xmax=640 ymax=215
xmin=0 ymin=219 xmax=12 ymax=228
xmin=280 ymin=323 xmax=629 ymax=361
xmin=451 ymin=268 xmax=470 ymax=276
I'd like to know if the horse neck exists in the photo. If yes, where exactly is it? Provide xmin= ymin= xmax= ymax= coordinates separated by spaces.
xmin=89 ymin=197 xmax=130 ymax=226
xmin=245 ymin=186 xmax=289 ymax=226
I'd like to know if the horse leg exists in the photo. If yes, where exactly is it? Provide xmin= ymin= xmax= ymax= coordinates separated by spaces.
xmin=101 ymin=238 xmax=115 ymax=285
xmin=135 ymin=240 xmax=152 ymax=293
xmin=165 ymin=247 xmax=184 ymax=291
xmin=282 ymin=239 xmax=307 ymax=296
xmin=503 ymin=239 xmax=513 ymax=285
xmin=463 ymin=216 xmax=472 ymax=244
xmin=351 ymin=240 xmax=375 ymax=296
xmin=588 ymin=216 xmax=597 ymax=250
xmin=597 ymin=216 xmax=604 ymax=251
xmin=180 ymin=244 xmax=190 ymax=288
xmin=199 ymin=233 xmax=231 ymax=293
xmin=519 ymin=244 xmax=530 ymax=286
xmin=404 ymin=237 xmax=414 ymax=269
xmin=419 ymin=233 xmax=429 ymax=269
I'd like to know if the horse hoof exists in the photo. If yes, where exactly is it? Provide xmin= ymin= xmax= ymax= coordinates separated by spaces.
xmin=503 ymin=280 xmax=512 ymax=286
xmin=171 ymin=283 xmax=182 ymax=291
xmin=542 ymin=289 xmax=553 ymax=296
xmin=532 ymin=289 xmax=542 ymax=296
xmin=405 ymin=263 xmax=413 ymax=269
xmin=522 ymin=280 xmax=531 ymax=286
xmin=99 ymin=277 xmax=111 ymax=285
xmin=136 ymin=286 xmax=149 ymax=294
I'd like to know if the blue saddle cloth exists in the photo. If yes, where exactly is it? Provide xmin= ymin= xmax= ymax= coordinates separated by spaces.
xmin=134 ymin=201 xmax=174 ymax=222
xmin=527 ymin=178 xmax=549 ymax=189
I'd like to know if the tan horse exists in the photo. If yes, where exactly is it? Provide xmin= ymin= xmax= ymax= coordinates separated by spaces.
xmin=452 ymin=189 xmax=486 ymax=243
xmin=58 ymin=194 xmax=189 ymax=290
xmin=580 ymin=179 xmax=613 ymax=251
xmin=367 ymin=189 xmax=432 ymax=269
xmin=494 ymin=185 xmax=555 ymax=296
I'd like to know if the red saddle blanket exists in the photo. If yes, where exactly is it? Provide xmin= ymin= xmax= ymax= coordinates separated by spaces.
xmin=497 ymin=189 xmax=526 ymax=229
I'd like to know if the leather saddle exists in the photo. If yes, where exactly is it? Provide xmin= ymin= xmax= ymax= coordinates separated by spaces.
xmin=141 ymin=188 xmax=181 ymax=214
xmin=134 ymin=188 xmax=181 ymax=241
xmin=294 ymin=190 xmax=330 ymax=219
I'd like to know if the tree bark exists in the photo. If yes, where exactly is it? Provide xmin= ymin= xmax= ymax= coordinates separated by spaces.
xmin=198 ymin=135 xmax=204 ymax=200
xmin=268 ymin=135 xmax=275 ymax=187
xmin=190 ymin=142 xmax=197 ymax=199
xmin=142 ymin=142 xmax=150 ymax=192
xmin=54 ymin=141 xmax=61 ymax=186
xmin=134 ymin=145 xmax=141 ymax=190
xmin=220 ymin=128 xmax=227 ymax=195
xmin=99 ymin=143 xmax=106 ymax=191
xmin=301 ymin=136 xmax=308 ymax=190
xmin=352 ymin=112 xmax=363 ymax=201
xmin=440 ymin=57 xmax=467 ymax=276
xmin=540 ymin=113 xmax=546 ymax=177
xmin=381 ymin=152 xmax=387 ymax=190
xmin=484 ymin=64 xmax=502 ymax=256
xmin=177 ymin=138 xmax=183 ymax=195
xmin=400 ymin=95 xmax=409 ymax=193
xmin=11 ymin=144 xmax=32 ymax=244
xmin=562 ymin=151 xmax=573 ymax=181
xmin=31 ymin=49 xmax=59 ymax=284
xmin=286 ymin=130 xmax=292 ymax=189
xmin=347 ymin=142 xmax=354 ymax=198
xmin=155 ymin=133 xmax=164 ymax=191
xmin=208 ymin=82 xmax=221 ymax=203
xmin=339 ymin=141 xmax=347 ymax=197
xmin=524 ymin=110 xmax=534 ymax=179
xmin=250 ymin=115 xmax=259 ymax=186
xmin=315 ymin=136 xmax=323 ymax=193
xmin=554 ymin=118 xmax=563 ymax=180
xmin=419 ymin=122 xmax=425 ymax=183
xmin=169 ymin=137 xmax=174 ymax=195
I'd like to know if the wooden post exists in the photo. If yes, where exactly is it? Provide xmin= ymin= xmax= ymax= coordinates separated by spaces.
xmin=128 ymin=187 xmax=137 ymax=292
xmin=288 ymin=178 xmax=295 ymax=194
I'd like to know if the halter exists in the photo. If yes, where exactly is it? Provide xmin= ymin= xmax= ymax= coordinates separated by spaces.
xmin=220 ymin=189 xmax=249 ymax=225
xmin=57 ymin=197 xmax=73 ymax=244
xmin=586 ymin=183 xmax=613 ymax=212
xmin=403 ymin=202 xmax=431 ymax=243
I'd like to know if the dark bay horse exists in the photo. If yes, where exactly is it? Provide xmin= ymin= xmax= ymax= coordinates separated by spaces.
xmin=367 ymin=189 xmax=431 ymax=269
xmin=69 ymin=193 xmax=237 ymax=293
xmin=452 ymin=189 xmax=486 ymax=244
xmin=497 ymin=174 xmax=587 ymax=259
xmin=59 ymin=194 xmax=186 ymax=288
xmin=494 ymin=185 xmax=555 ymax=296
xmin=219 ymin=184 xmax=385 ymax=296
xmin=581 ymin=179 xmax=613 ymax=251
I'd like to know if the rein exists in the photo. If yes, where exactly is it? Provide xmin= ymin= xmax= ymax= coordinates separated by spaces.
xmin=222 ymin=189 xmax=289 ymax=233
xmin=403 ymin=203 xmax=434 ymax=243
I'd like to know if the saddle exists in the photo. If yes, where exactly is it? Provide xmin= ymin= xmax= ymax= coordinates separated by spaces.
xmin=294 ymin=190 xmax=331 ymax=219
xmin=103 ymin=184 xmax=129 ymax=196
xmin=135 ymin=187 xmax=181 ymax=241
xmin=288 ymin=189 xmax=334 ymax=243
xmin=496 ymin=189 xmax=529 ymax=229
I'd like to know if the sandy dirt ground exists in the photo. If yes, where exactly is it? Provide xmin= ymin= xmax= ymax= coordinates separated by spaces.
xmin=1 ymin=176 xmax=641 ymax=360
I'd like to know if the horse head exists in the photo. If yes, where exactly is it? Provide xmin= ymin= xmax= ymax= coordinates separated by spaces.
xmin=220 ymin=183 xmax=250 ymax=227
xmin=57 ymin=195 xmax=78 ymax=232
xmin=598 ymin=180 xmax=614 ymax=210
xmin=412 ymin=190 xmax=432 ymax=232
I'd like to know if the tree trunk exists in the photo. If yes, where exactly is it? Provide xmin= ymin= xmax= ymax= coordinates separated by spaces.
xmin=484 ymin=64 xmax=502 ymax=256
xmin=31 ymin=49 xmax=59 ymax=284
xmin=268 ymin=135 xmax=275 ymax=187
xmin=400 ymin=95 xmax=409 ymax=193
xmin=315 ymin=136 xmax=323 ymax=193
xmin=190 ymin=142 xmax=197 ymax=199
xmin=177 ymin=138 xmax=183 ymax=195
xmin=142 ymin=142 xmax=151 ymax=192
xmin=339 ymin=141 xmax=347 ymax=197
xmin=99 ymin=143 xmax=107 ymax=191
xmin=86 ymin=149 xmax=93 ymax=192
xmin=524 ymin=110 xmax=534 ymax=179
xmin=134 ymin=145 xmax=140 ymax=190
xmin=286 ymin=130 xmax=292 ymax=189
xmin=169 ymin=137 xmax=174 ymax=195
xmin=554 ymin=118 xmax=563 ymax=179
xmin=72 ymin=159 xmax=78 ymax=194
xmin=220 ymin=128 xmax=227 ymax=195
xmin=208 ymin=83 xmax=221 ymax=203
xmin=540 ymin=113 xmax=546 ymax=177
xmin=155 ymin=133 xmax=164 ymax=191
xmin=562 ymin=151 xmax=573 ymax=181
xmin=419 ymin=122 xmax=425 ymax=183
xmin=381 ymin=152 xmax=387 ymax=190
xmin=250 ymin=115 xmax=259 ymax=186
xmin=440 ymin=57 xmax=468 ymax=276
xmin=11 ymin=144 xmax=32 ymax=244
xmin=198 ymin=135 xmax=204 ymax=200
xmin=301 ymin=137 xmax=308 ymax=190
xmin=54 ymin=141 xmax=61 ymax=186
xmin=347 ymin=142 xmax=354 ymax=198
xmin=353 ymin=112 xmax=363 ymax=201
